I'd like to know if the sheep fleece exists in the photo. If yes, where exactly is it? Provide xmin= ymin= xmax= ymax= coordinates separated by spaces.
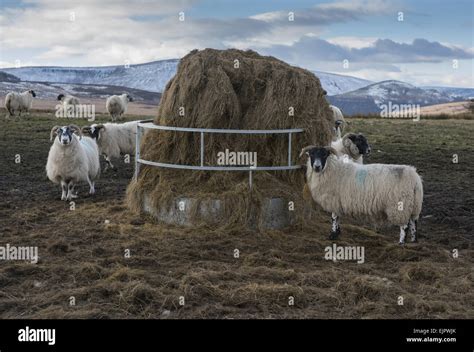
xmin=307 ymin=156 xmax=423 ymax=225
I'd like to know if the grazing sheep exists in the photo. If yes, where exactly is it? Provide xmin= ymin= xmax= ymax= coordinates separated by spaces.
xmin=57 ymin=94 xmax=80 ymax=117
xmin=57 ymin=93 xmax=80 ymax=106
xmin=301 ymin=145 xmax=423 ymax=244
xmin=329 ymin=105 xmax=345 ymax=140
xmin=331 ymin=133 xmax=371 ymax=164
xmin=46 ymin=125 xmax=100 ymax=201
xmin=5 ymin=90 xmax=36 ymax=118
xmin=82 ymin=121 xmax=138 ymax=170
xmin=106 ymin=94 xmax=133 ymax=122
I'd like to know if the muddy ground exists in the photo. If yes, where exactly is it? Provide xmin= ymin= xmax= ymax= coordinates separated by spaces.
xmin=0 ymin=112 xmax=473 ymax=318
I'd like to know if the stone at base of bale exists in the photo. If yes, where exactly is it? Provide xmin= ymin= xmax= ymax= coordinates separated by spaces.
xmin=142 ymin=196 xmax=297 ymax=230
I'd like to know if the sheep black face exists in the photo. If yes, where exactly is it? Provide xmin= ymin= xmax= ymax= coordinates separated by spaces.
xmin=29 ymin=90 xmax=36 ymax=98
xmin=301 ymin=147 xmax=332 ymax=173
xmin=82 ymin=125 xmax=104 ymax=140
xmin=57 ymin=94 xmax=65 ymax=101
xmin=126 ymin=94 xmax=133 ymax=102
xmin=51 ymin=125 xmax=82 ymax=145
xmin=58 ymin=126 xmax=75 ymax=145
xmin=348 ymin=133 xmax=371 ymax=156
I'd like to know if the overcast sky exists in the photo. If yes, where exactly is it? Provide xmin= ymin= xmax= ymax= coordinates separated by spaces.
xmin=0 ymin=0 xmax=472 ymax=87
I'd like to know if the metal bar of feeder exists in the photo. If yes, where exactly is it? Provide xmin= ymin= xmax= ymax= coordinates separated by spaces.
xmin=288 ymin=132 xmax=292 ymax=166
xmin=200 ymin=132 xmax=204 ymax=167
xmin=137 ymin=159 xmax=302 ymax=171
xmin=137 ymin=122 xmax=304 ymax=135
xmin=135 ymin=124 xmax=141 ymax=179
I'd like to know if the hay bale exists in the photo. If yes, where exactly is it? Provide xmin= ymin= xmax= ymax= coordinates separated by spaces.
xmin=127 ymin=48 xmax=333 ymax=228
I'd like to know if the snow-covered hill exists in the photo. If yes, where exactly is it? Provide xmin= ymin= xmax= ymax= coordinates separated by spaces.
xmin=328 ymin=80 xmax=461 ymax=115
xmin=422 ymin=86 xmax=474 ymax=100
xmin=1 ymin=60 xmax=372 ymax=95
xmin=312 ymin=71 xmax=372 ymax=95
xmin=1 ymin=60 xmax=179 ymax=93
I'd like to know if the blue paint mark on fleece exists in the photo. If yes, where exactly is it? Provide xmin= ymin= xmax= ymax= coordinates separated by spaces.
xmin=355 ymin=169 xmax=368 ymax=186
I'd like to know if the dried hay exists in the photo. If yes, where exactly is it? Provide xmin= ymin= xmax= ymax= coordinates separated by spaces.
xmin=126 ymin=48 xmax=333 ymax=228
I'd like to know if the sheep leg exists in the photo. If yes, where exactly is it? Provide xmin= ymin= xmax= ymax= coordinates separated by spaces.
xmin=87 ymin=177 xmax=95 ymax=195
xmin=329 ymin=213 xmax=341 ymax=240
xmin=103 ymin=155 xmax=114 ymax=171
xmin=409 ymin=219 xmax=418 ymax=243
xmin=61 ymin=180 xmax=67 ymax=201
xmin=66 ymin=181 xmax=77 ymax=201
xmin=399 ymin=224 xmax=409 ymax=245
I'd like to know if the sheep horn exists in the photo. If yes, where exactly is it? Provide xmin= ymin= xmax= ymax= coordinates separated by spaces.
xmin=50 ymin=126 xmax=61 ymax=141
xmin=69 ymin=124 xmax=83 ymax=140
xmin=299 ymin=145 xmax=317 ymax=158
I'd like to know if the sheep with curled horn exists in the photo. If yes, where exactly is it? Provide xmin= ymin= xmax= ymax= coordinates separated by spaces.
xmin=46 ymin=124 xmax=100 ymax=201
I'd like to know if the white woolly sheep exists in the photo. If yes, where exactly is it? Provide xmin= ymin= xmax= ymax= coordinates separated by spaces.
xmin=329 ymin=105 xmax=345 ymax=140
xmin=331 ymin=133 xmax=371 ymax=164
xmin=82 ymin=120 xmax=138 ymax=170
xmin=46 ymin=125 xmax=100 ymax=201
xmin=106 ymin=94 xmax=133 ymax=122
xmin=301 ymin=146 xmax=423 ymax=244
xmin=57 ymin=93 xmax=80 ymax=106
xmin=5 ymin=90 xmax=36 ymax=118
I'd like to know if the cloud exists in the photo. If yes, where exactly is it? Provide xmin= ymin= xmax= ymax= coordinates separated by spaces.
xmin=0 ymin=0 xmax=396 ymax=66
xmin=259 ymin=37 xmax=473 ymax=70
xmin=251 ymin=0 xmax=395 ymax=26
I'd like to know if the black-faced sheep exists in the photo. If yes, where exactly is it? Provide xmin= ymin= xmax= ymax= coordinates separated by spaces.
xmin=5 ymin=90 xmax=36 ymax=118
xmin=301 ymin=146 xmax=423 ymax=244
xmin=46 ymin=125 xmax=100 ymax=201
xmin=329 ymin=105 xmax=345 ymax=141
xmin=82 ymin=121 xmax=138 ymax=170
xmin=331 ymin=133 xmax=371 ymax=164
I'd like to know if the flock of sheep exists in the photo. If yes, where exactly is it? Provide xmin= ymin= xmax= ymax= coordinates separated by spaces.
xmin=4 ymin=89 xmax=423 ymax=245
xmin=5 ymin=90 xmax=133 ymax=121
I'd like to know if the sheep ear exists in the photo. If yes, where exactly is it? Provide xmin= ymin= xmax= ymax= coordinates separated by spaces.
xmin=50 ymin=126 xmax=60 ymax=141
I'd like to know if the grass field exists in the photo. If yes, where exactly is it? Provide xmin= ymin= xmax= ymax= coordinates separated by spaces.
xmin=0 ymin=111 xmax=473 ymax=318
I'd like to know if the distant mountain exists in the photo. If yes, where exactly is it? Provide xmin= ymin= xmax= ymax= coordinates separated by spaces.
xmin=312 ymin=71 xmax=372 ymax=95
xmin=328 ymin=80 xmax=464 ymax=115
xmin=0 ymin=71 xmax=20 ymax=83
xmin=0 ymin=80 xmax=160 ymax=104
xmin=422 ymin=86 xmax=474 ymax=100
xmin=2 ymin=59 xmax=372 ymax=95
xmin=1 ymin=60 xmax=179 ymax=93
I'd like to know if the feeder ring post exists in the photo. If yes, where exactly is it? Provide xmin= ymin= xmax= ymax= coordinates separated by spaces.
xmin=134 ymin=123 xmax=142 ymax=179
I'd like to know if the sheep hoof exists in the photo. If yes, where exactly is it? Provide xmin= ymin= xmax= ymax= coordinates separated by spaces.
xmin=399 ymin=241 xmax=405 ymax=246
xmin=328 ymin=229 xmax=340 ymax=240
